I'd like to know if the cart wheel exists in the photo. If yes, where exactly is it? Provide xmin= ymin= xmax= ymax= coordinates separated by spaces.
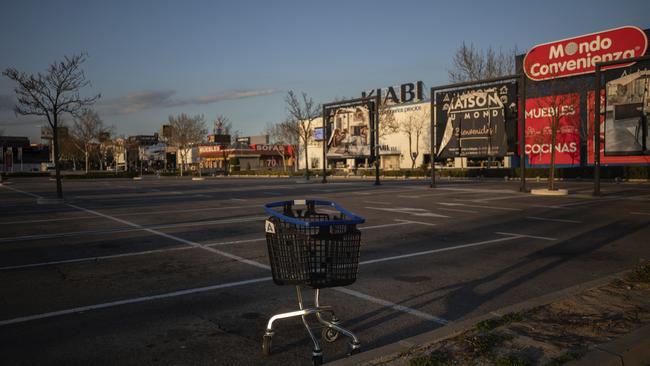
xmin=262 ymin=335 xmax=272 ymax=356
xmin=312 ymin=354 xmax=323 ymax=366
xmin=322 ymin=327 xmax=340 ymax=343
xmin=348 ymin=342 xmax=361 ymax=355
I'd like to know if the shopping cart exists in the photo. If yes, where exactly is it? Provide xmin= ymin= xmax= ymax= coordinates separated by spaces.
xmin=262 ymin=199 xmax=365 ymax=366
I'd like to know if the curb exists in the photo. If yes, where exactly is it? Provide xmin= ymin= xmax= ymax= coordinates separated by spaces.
xmin=326 ymin=271 xmax=629 ymax=366
xmin=567 ymin=324 xmax=650 ymax=366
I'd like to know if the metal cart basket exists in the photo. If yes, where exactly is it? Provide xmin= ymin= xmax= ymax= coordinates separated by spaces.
xmin=262 ymin=199 xmax=364 ymax=366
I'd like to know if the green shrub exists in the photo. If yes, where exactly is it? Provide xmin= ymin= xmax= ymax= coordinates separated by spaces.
xmin=627 ymin=261 xmax=650 ymax=282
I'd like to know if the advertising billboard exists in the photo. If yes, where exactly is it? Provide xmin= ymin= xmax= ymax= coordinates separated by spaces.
xmin=313 ymin=127 xmax=324 ymax=141
xmin=326 ymin=105 xmax=372 ymax=158
xmin=587 ymin=90 xmax=650 ymax=165
xmin=436 ymin=83 xmax=516 ymax=158
xmin=603 ymin=68 xmax=649 ymax=155
xmin=524 ymin=93 xmax=581 ymax=166
xmin=586 ymin=59 xmax=650 ymax=165
xmin=524 ymin=26 xmax=648 ymax=81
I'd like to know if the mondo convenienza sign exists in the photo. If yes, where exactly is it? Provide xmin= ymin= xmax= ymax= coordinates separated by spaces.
xmin=524 ymin=26 xmax=648 ymax=81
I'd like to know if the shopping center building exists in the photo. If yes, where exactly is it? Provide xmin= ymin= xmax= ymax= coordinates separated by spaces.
xmin=302 ymin=25 xmax=649 ymax=173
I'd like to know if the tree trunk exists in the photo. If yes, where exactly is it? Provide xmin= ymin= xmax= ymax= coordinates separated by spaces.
xmin=85 ymin=149 xmax=89 ymax=173
xmin=52 ymin=116 xmax=63 ymax=199
xmin=549 ymin=118 xmax=557 ymax=191
xmin=294 ymin=145 xmax=299 ymax=172
xmin=304 ymin=139 xmax=309 ymax=180
xmin=408 ymin=134 xmax=415 ymax=169
xmin=179 ymin=151 xmax=184 ymax=177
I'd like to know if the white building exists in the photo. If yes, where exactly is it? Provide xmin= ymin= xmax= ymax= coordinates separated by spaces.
xmin=299 ymin=101 xmax=430 ymax=171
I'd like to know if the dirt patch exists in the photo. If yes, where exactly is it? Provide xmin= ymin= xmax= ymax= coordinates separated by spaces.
xmin=376 ymin=261 xmax=650 ymax=366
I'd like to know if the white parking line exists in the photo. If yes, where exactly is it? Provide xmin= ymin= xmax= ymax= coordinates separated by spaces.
xmin=630 ymin=211 xmax=650 ymax=216
xmin=473 ymin=195 xmax=528 ymax=203
xmin=445 ymin=202 xmax=523 ymax=211
xmin=0 ymin=216 xmax=267 ymax=244
xmin=394 ymin=219 xmax=437 ymax=227
xmin=526 ymin=216 xmax=583 ymax=224
xmin=0 ymin=276 xmax=273 ymax=327
xmin=0 ymin=205 xmax=262 ymax=225
xmin=359 ymin=235 xmax=527 ymax=265
xmin=0 ymin=238 xmax=270 ymax=271
xmin=438 ymin=187 xmax=521 ymax=194
xmin=494 ymin=232 xmax=557 ymax=241
xmin=529 ymin=204 xmax=572 ymax=210
xmin=333 ymin=288 xmax=449 ymax=325
xmin=0 ymin=247 xmax=196 ymax=270
xmin=557 ymin=197 xmax=619 ymax=207
xmin=437 ymin=207 xmax=478 ymax=214
xmin=1 ymin=185 xmax=42 ymax=198
xmin=358 ymin=221 xmax=414 ymax=230
xmin=67 ymin=204 xmax=271 ymax=271
xmin=365 ymin=207 xmax=450 ymax=218
xmin=0 ymin=215 xmax=98 ymax=225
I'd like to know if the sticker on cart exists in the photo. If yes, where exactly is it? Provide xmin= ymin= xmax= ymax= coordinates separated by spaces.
xmin=265 ymin=220 xmax=276 ymax=234
xmin=294 ymin=199 xmax=306 ymax=205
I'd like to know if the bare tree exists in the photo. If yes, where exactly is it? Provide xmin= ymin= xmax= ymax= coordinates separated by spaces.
xmin=285 ymin=91 xmax=320 ymax=180
xmin=213 ymin=114 xmax=233 ymax=136
xmin=377 ymin=100 xmax=399 ymax=140
xmin=42 ymin=122 xmax=84 ymax=170
xmin=266 ymin=120 xmax=299 ymax=172
xmin=3 ymin=53 xmax=100 ymax=198
xmin=222 ymin=126 xmax=242 ymax=176
xmin=71 ymin=109 xmax=108 ymax=173
xmin=400 ymin=109 xmax=428 ymax=169
xmin=168 ymin=113 xmax=207 ymax=176
xmin=448 ymin=42 xmax=517 ymax=83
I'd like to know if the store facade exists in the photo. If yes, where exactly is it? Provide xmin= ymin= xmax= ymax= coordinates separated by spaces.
xmin=519 ymin=26 xmax=649 ymax=168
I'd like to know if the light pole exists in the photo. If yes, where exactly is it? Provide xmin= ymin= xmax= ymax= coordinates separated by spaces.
xmin=374 ymin=95 xmax=381 ymax=186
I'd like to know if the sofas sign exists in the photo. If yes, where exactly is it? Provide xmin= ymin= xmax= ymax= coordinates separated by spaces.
xmin=524 ymin=26 xmax=648 ymax=81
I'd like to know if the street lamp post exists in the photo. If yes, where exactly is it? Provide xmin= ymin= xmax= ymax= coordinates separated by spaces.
xmin=374 ymin=95 xmax=381 ymax=186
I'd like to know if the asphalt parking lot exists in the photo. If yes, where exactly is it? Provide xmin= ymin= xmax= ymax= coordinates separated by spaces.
xmin=1 ymin=176 xmax=650 ymax=365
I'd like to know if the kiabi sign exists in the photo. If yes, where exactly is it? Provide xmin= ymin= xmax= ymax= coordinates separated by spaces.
xmin=362 ymin=81 xmax=424 ymax=104
xmin=524 ymin=26 xmax=648 ymax=81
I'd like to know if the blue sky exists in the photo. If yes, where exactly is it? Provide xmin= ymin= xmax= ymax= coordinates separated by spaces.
xmin=1 ymin=0 xmax=648 ymax=142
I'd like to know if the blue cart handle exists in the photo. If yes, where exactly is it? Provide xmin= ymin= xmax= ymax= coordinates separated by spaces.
xmin=264 ymin=199 xmax=365 ymax=227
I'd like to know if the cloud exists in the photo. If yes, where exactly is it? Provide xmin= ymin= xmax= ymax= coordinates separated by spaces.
xmin=100 ymin=89 xmax=279 ymax=115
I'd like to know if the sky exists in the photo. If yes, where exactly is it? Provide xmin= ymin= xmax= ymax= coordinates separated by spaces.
xmin=1 ymin=0 xmax=649 ymax=142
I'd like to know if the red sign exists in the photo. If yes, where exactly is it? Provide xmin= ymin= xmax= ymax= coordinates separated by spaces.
xmin=524 ymin=26 xmax=648 ymax=81
xmin=525 ymin=94 xmax=581 ymax=166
